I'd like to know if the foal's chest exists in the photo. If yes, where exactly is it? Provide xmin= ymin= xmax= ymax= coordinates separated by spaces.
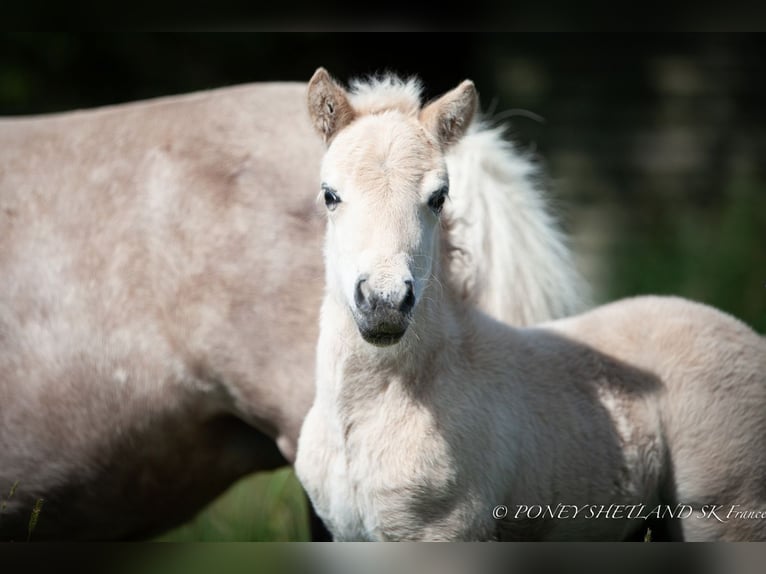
xmin=305 ymin=399 xmax=458 ymax=541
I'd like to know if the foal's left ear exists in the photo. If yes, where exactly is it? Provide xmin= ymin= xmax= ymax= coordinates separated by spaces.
xmin=307 ymin=67 xmax=356 ymax=144
xmin=419 ymin=80 xmax=478 ymax=148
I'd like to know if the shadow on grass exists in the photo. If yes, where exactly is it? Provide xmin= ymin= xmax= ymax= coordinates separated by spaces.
xmin=155 ymin=467 xmax=310 ymax=542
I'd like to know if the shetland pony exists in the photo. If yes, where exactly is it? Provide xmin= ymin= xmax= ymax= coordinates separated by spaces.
xmin=0 ymin=74 xmax=585 ymax=539
xmin=295 ymin=68 xmax=766 ymax=541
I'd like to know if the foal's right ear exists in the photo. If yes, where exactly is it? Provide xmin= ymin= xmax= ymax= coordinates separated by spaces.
xmin=307 ymin=68 xmax=356 ymax=144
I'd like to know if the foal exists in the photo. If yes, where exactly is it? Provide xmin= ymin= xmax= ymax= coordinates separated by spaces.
xmin=295 ymin=69 xmax=766 ymax=541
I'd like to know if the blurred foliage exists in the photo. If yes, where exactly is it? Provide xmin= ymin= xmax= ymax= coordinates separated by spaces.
xmin=608 ymin=177 xmax=766 ymax=330
xmin=1 ymin=33 xmax=763 ymax=540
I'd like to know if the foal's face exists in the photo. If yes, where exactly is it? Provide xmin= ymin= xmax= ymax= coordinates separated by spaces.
xmin=307 ymin=68 xmax=477 ymax=346
xmin=320 ymin=114 xmax=449 ymax=346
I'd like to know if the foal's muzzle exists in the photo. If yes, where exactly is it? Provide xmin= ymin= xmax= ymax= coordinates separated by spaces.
xmin=353 ymin=276 xmax=415 ymax=346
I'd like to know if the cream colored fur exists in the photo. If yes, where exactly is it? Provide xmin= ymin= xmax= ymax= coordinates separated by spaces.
xmin=0 ymin=73 xmax=586 ymax=538
xmin=296 ymin=70 xmax=766 ymax=541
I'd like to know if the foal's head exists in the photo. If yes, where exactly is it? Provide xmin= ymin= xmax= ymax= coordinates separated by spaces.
xmin=308 ymin=68 xmax=477 ymax=346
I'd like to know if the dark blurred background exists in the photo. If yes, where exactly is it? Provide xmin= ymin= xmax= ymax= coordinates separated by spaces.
xmin=1 ymin=33 xmax=764 ymax=540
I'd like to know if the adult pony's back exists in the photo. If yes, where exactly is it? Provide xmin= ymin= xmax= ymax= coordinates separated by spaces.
xmin=0 ymin=77 xmax=586 ymax=539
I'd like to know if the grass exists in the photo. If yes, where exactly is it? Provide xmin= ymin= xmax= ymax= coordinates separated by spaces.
xmin=0 ymin=480 xmax=45 ymax=542
xmin=0 ymin=480 xmax=19 ymax=516
xmin=155 ymin=467 xmax=310 ymax=542
xmin=27 ymin=498 xmax=44 ymax=542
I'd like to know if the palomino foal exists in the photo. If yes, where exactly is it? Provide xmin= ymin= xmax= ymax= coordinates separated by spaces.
xmin=295 ymin=69 xmax=766 ymax=541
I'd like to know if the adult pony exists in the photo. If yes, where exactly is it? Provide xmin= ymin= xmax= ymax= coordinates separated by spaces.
xmin=0 ymin=72 xmax=586 ymax=539
xmin=295 ymin=69 xmax=766 ymax=541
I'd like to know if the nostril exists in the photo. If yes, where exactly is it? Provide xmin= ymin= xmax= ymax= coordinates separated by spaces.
xmin=400 ymin=280 xmax=415 ymax=314
xmin=355 ymin=276 xmax=371 ymax=312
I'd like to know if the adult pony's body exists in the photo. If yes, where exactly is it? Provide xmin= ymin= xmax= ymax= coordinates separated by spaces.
xmin=0 ymin=79 xmax=585 ymax=539
xmin=295 ymin=69 xmax=766 ymax=541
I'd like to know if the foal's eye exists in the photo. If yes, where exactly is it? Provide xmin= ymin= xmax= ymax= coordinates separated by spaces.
xmin=322 ymin=185 xmax=341 ymax=211
xmin=428 ymin=186 xmax=449 ymax=215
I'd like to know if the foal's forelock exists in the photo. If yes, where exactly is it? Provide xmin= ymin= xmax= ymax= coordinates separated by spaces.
xmin=347 ymin=75 xmax=424 ymax=117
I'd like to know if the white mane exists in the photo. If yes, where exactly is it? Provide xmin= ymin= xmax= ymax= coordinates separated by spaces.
xmin=445 ymin=120 xmax=589 ymax=323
